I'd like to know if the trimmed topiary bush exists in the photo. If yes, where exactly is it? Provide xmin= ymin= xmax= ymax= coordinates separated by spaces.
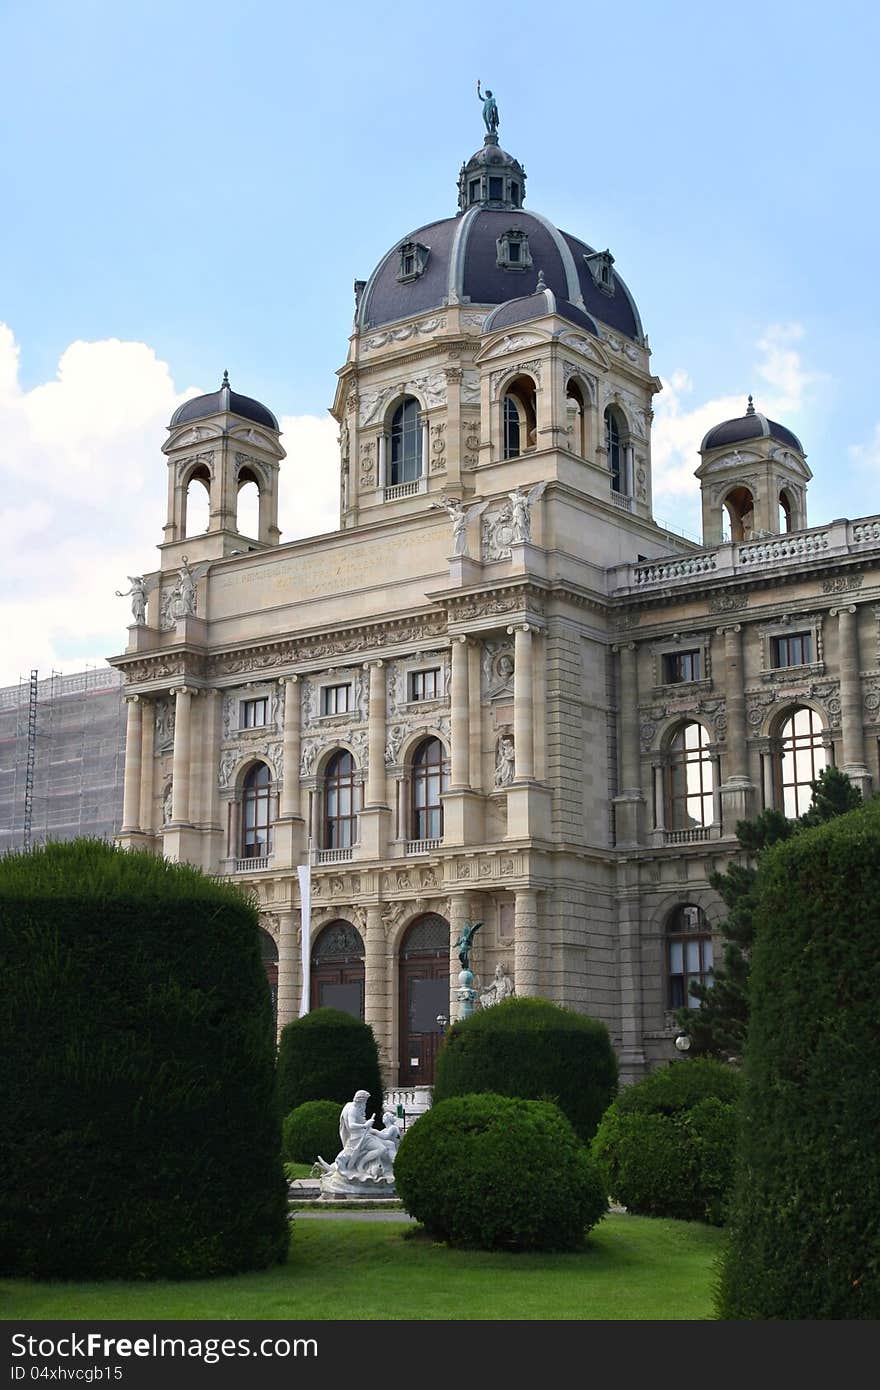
xmin=718 ymin=804 xmax=880 ymax=1319
xmin=0 ymin=839 xmax=288 ymax=1280
xmin=276 ymin=1008 xmax=383 ymax=1119
xmin=591 ymin=1059 xmax=740 ymax=1224
xmin=432 ymin=997 xmax=617 ymax=1144
xmin=394 ymin=1092 xmax=607 ymax=1250
xmin=282 ymin=1100 xmax=342 ymax=1165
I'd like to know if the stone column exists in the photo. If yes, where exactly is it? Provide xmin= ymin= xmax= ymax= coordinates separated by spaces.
xmin=279 ymin=676 xmax=301 ymax=818
xmin=450 ymin=637 xmax=470 ymax=789
xmin=420 ymin=417 xmax=429 ymax=480
xmin=718 ymin=623 xmax=755 ymax=832
xmin=365 ymin=661 xmax=387 ymax=805
xmin=121 ymin=695 xmax=143 ymax=832
xmin=835 ymin=605 xmax=870 ymax=791
xmin=138 ymin=697 xmax=155 ymax=834
xmin=275 ymin=908 xmax=300 ymax=1037
xmin=444 ymin=366 xmax=462 ymax=489
xmin=511 ymin=623 xmax=534 ymax=780
xmin=170 ymin=686 xmax=192 ymax=824
xmin=364 ymin=905 xmax=390 ymax=1065
xmin=378 ymin=433 xmax=387 ymax=489
xmin=514 ymin=888 xmax=540 ymax=997
xmin=613 ymin=642 xmax=645 ymax=847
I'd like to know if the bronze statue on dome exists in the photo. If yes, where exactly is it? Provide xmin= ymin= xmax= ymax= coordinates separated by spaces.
xmin=477 ymin=80 xmax=499 ymax=135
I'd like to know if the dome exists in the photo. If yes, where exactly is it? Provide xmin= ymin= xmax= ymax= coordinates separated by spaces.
xmin=170 ymin=371 xmax=279 ymax=431
xmin=701 ymin=397 xmax=804 ymax=455
xmin=482 ymin=275 xmax=599 ymax=335
xmin=356 ymin=133 xmax=643 ymax=342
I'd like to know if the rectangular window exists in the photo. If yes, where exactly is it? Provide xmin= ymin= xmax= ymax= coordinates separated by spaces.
xmin=510 ymin=182 xmax=520 ymax=207
xmin=507 ymin=240 xmax=521 ymax=263
xmin=488 ymin=176 xmax=504 ymax=200
xmin=662 ymin=650 xmax=702 ymax=684
xmin=321 ymin=683 xmax=351 ymax=716
xmin=771 ymin=632 xmax=812 ymax=668
xmin=469 ymin=179 xmax=481 ymax=203
xmin=410 ymin=668 xmax=441 ymax=701
xmin=240 ymin=697 xmax=268 ymax=728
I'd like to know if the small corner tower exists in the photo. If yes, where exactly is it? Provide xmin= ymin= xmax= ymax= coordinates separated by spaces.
xmin=695 ymin=396 xmax=811 ymax=544
xmin=161 ymin=371 xmax=285 ymax=569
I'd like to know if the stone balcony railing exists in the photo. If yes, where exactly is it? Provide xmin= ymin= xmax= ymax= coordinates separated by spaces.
xmin=608 ymin=516 xmax=880 ymax=597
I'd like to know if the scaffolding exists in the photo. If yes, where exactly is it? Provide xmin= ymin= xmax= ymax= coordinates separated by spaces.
xmin=0 ymin=667 xmax=126 ymax=854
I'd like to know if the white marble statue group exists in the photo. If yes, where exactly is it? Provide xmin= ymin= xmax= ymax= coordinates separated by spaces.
xmin=317 ymin=1090 xmax=402 ymax=1192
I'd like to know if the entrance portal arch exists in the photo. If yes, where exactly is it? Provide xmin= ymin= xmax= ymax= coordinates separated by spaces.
xmin=311 ymin=919 xmax=365 ymax=1020
xmin=398 ymin=913 xmax=450 ymax=1087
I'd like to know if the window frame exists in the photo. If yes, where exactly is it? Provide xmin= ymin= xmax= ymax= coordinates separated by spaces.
xmin=666 ymin=904 xmax=714 ymax=1010
xmin=323 ymin=749 xmax=359 ymax=850
xmin=662 ymin=649 xmax=703 ymax=685
xmin=240 ymin=761 xmax=272 ymax=859
xmin=664 ymin=721 xmax=716 ymax=831
xmin=409 ymin=667 xmax=441 ymax=702
xmin=321 ymin=683 xmax=352 ymax=717
xmin=773 ymin=705 xmax=828 ymax=818
xmin=240 ymin=695 xmax=269 ymax=729
xmin=389 ymin=397 xmax=423 ymax=485
xmin=771 ymin=631 xmax=813 ymax=669
xmin=410 ymin=736 xmax=448 ymax=842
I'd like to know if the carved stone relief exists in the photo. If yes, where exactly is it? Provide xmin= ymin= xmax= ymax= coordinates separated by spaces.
xmin=481 ymin=640 xmax=515 ymax=700
xmin=364 ymin=316 xmax=446 ymax=350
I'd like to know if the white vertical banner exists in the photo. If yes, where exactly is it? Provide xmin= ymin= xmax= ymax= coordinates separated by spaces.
xmin=297 ymin=861 xmax=311 ymax=1018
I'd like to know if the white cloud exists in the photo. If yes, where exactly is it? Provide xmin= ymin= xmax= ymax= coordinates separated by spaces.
xmin=849 ymin=422 xmax=880 ymax=478
xmin=651 ymin=323 xmax=821 ymax=539
xmin=0 ymin=324 xmax=340 ymax=687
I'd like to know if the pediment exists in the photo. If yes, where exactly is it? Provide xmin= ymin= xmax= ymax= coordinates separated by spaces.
xmin=228 ymin=424 xmax=286 ymax=459
xmin=695 ymin=448 xmax=763 ymax=478
xmin=768 ymin=446 xmax=812 ymax=481
xmin=163 ymin=421 xmax=223 ymax=453
xmin=475 ymin=330 xmax=548 ymax=364
xmin=559 ymin=332 xmax=610 ymax=371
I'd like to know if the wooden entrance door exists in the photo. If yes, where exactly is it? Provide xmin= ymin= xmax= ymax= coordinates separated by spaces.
xmin=310 ymin=920 xmax=365 ymax=1020
xmin=398 ymin=914 xmax=450 ymax=1087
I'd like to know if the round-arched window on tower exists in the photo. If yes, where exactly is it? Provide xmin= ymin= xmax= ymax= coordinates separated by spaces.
xmin=390 ymin=398 xmax=422 ymax=485
xmin=604 ymin=406 xmax=624 ymax=493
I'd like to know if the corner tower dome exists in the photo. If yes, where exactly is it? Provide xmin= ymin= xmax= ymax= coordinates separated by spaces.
xmin=170 ymin=370 xmax=279 ymax=431
xmin=701 ymin=395 xmax=804 ymax=455
xmin=355 ymin=111 xmax=645 ymax=343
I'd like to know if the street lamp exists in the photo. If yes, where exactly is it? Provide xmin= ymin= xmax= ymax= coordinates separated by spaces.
xmin=674 ymin=1033 xmax=692 ymax=1053
xmin=436 ymin=1013 xmax=448 ymax=1031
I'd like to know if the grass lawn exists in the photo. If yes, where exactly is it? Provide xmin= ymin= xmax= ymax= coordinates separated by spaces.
xmin=0 ymin=1214 xmax=722 ymax=1321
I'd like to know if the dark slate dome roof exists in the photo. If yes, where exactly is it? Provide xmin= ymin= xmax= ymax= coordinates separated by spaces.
xmin=357 ymin=207 xmax=643 ymax=341
xmin=170 ymin=372 xmax=279 ymax=431
xmin=483 ymin=277 xmax=599 ymax=335
xmin=701 ymin=397 xmax=804 ymax=454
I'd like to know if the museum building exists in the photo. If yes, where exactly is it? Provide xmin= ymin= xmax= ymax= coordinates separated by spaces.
xmin=110 ymin=114 xmax=880 ymax=1086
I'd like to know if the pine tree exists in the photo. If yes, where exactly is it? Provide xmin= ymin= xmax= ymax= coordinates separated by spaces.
xmin=677 ymin=768 xmax=862 ymax=1060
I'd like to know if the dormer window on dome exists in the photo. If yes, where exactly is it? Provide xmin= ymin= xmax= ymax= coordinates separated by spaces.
xmin=397 ymin=241 xmax=429 ymax=283
xmin=496 ymin=228 xmax=532 ymax=271
xmin=584 ymin=249 xmax=615 ymax=296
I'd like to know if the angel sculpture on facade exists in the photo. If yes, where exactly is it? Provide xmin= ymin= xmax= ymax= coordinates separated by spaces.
xmin=477 ymin=80 xmax=499 ymax=135
xmin=453 ymin=920 xmax=483 ymax=970
xmin=160 ymin=556 xmax=208 ymax=630
xmin=508 ymin=480 xmax=548 ymax=544
xmin=431 ymin=494 xmax=489 ymax=558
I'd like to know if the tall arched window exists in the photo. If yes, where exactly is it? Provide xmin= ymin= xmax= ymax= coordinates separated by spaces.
xmin=324 ymin=749 xmax=359 ymax=849
xmin=665 ymin=722 xmax=715 ymax=830
xmin=502 ymin=376 xmax=537 ymax=460
xmin=411 ymin=737 xmax=447 ymax=841
xmin=666 ymin=904 xmax=713 ymax=1009
xmin=779 ymin=488 xmax=793 ymax=533
xmin=390 ymin=397 xmax=422 ymax=484
xmin=241 ymin=762 xmax=272 ymax=858
xmin=566 ymin=380 xmax=587 ymax=458
xmin=237 ymin=466 xmax=260 ymax=537
xmin=723 ymin=485 xmax=755 ymax=542
xmin=183 ymin=465 xmax=210 ymax=537
xmin=775 ymin=706 xmax=827 ymax=817
xmin=605 ymin=407 xmax=624 ymax=493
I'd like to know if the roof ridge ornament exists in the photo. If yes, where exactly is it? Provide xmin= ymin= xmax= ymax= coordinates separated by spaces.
xmin=536 ymin=268 xmax=546 ymax=292
xmin=746 ymin=394 xmax=755 ymax=416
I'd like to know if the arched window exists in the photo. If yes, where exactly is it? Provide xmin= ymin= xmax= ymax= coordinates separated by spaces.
xmin=237 ymin=466 xmax=260 ymax=538
xmin=723 ymin=485 xmax=755 ymax=542
xmin=775 ymin=706 xmax=827 ymax=817
xmin=779 ymin=488 xmax=793 ymax=533
xmin=184 ymin=465 xmax=210 ymax=538
xmin=666 ymin=904 xmax=713 ymax=1009
xmin=390 ymin=397 xmax=422 ymax=484
xmin=502 ymin=376 xmax=537 ymax=460
xmin=241 ymin=762 xmax=272 ymax=858
xmin=604 ymin=407 xmax=624 ymax=493
xmin=411 ymin=737 xmax=448 ymax=841
xmin=665 ymin=722 xmax=715 ymax=830
xmin=566 ymin=380 xmax=587 ymax=458
xmin=398 ymin=913 xmax=450 ymax=1088
xmin=324 ymin=749 xmax=359 ymax=849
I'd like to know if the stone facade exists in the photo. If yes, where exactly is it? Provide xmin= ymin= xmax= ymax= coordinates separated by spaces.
xmin=109 ymin=128 xmax=880 ymax=1087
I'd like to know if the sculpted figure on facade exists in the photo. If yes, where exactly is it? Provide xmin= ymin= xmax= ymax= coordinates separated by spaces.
xmin=480 ymin=962 xmax=515 ymax=1008
xmin=115 ymin=576 xmax=147 ymax=625
xmin=432 ymin=494 xmax=489 ymax=558
xmin=508 ymin=481 xmax=548 ymax=543
xmin=477 ymin=79 xmax=499 ymax=134
xmin=494 ymin=734 xmax=515 ymax=787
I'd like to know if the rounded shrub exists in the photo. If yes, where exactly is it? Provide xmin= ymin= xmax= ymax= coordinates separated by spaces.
xmin=432 ymin=997 xmax=617 ymax=1144
xmin=394 ymin=1093 xmax=607 ymax=1251
xmin=282 ymin=1100 xmax=342 ymax=1165
xmin=276 ymin=1008 xmax=383 ymax=1119
xmin=718 ymin=804 xmax=880 ymax=1319
xmin=0 ymin=839 xmax=288 ymax=1280
xmin=591 ymin=1059 xmax=740 ymax=1224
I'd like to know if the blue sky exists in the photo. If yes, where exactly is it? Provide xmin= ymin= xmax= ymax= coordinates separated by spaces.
xmin=1 ymin=0 xmax=879 ymax=684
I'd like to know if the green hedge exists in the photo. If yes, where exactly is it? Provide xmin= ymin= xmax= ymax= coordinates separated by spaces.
xmin=276 ymin=1008 xmax=383 ymax=1119
xmin=718 ymin=804 xmax=880 ymax=1318
xmin=432 ymin=997 xmax=617 ymax=1144
xmin=282 ymin=1101 xmax=342 ymax=1165
xmin=0 ymin=840 xmax=288 ymax=1280
xmin=591 ymin=1059 xmax=740 ymax=1224
xmin=394 ymin=1093 xmax=607 ymax=1251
